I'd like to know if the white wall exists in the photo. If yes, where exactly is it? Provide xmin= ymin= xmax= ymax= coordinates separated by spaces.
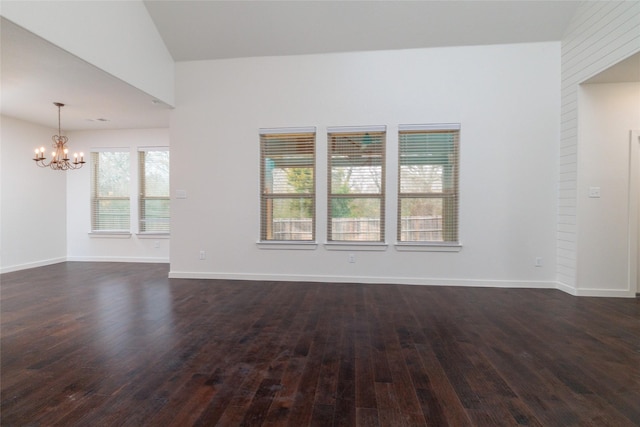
xmin=170 ymin=42 xmax=560 ymax=287
xmin=559 ymin=1 xmax=640 ymax=290
xmin=1 ymin=115 xmax=66 ymax=272
xmin=66 ymin=128 xmax=170 ymax=263
xmin=576 ymin=82 xmax=640 ymax=297
xmin=1 ymin=0 xmax=175 ymax=105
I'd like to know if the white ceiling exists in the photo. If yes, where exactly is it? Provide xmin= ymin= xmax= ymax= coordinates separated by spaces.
xmin=0 ymin=18 xmax=171 ymax=131
xmin=583 ymin=52 xmax=640 ymax=84
xmin=2 ymin=1 xmax=636 ymax=132
xmin=143 ymin=0 xmax=581 ymax=62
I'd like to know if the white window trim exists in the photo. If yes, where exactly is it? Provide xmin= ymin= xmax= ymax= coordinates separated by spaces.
xmin=260 ymin=127 xmax=317 ymax=243
xmin=397 ymin=124 xmax=461 ymax=245
xmin=394 ymin=242 xmax=462 ymax=252
xmin=88 ymin=232 xmax=132 ymax=239
xmin=138 ymin=146 xmax=169 ymax=152
xmin=327 ymin=126 xmax=387 ymax=244
xmin=327 ymin=125 xmax=387 ymax=134
xmin=90 ymin=146 xmax=170 ymax=235
xmin=260 ymin=126 xmax=316 ymax=135
xmin=90 ymin=148 xmax=132 ymax=235
xmin=90 ymin=147 xmax=130 ymax=152
xmin=324 ymin=242 xmax=388 ymax=251
xmin=138 ymin=147 xmax=170 ymax=234
xmin=256 ymin=241 xmax=318 ymax=250
xmin=136 ymin=233 xmax=170 ymax=239
xmin=398 ymin=123 xmax=461 ymax=131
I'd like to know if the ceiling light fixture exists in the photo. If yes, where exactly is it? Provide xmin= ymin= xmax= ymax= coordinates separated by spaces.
xmin=33 ymin=102 xmax=85 ymax=170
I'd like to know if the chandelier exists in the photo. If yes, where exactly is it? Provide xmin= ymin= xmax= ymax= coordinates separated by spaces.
xmin=33 ymin=102 xmax=85 ymax=170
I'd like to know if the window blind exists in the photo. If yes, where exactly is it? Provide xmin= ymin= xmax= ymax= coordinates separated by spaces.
xmin=139 ymin=148 xmax=170 ymax=233
xmin=398 ymin=125 xmax=459 ymax=242
xmin=327 ymin=126 xmax=386 ymax=242
xmin=260 ymin=128 xmax=316 ymax=241
xmin=91 ymin=150 xmax=131 ymax=232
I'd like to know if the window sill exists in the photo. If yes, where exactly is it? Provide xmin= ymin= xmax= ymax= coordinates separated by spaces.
xmin=136 ymin=233 xmax=170 ymax=239
xmin=324 ymin=242 xmax=388 ymax=251
xmin=256 ymin=241 xmax=318 ymax=250
xmin=88 ymin=232 xmax=132 ymax=239
xmin=395 ymin=242 xmax=462 ymax=252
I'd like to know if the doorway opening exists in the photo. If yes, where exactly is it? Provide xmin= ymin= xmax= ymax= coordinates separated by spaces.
xmin=630 ymin=130 xmax=640 ymax=296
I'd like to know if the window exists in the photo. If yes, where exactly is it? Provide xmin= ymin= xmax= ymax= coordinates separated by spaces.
xmin=139 ymin=148 xmax=170 ymax=233
xmin=328 ymin=126 xmax=386 ymax=242
xmin=91 ymin=150 xmax=131 ymax=232
xmin=398 ymin=124 xmax=459 ymax=243
xmin=260 ymin=128 xmax=316 ymax=241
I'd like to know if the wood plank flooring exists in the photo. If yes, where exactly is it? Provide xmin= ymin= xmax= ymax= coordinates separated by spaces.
xmin=1 ymin=262 xmax=639 ymax=426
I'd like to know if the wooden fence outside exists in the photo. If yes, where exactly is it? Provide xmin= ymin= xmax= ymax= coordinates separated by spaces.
xmin=272 ymin=216 xmax=443 ymax=241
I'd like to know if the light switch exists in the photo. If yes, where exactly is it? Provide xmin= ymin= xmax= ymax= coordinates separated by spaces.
xmin=176 ymin=189 xmax=187 ymax=199
xmin=588 ymin=186 xmax=601 ymax=198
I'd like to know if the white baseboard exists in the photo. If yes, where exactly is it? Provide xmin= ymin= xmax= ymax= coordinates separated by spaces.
xmin=4 ymin=263 xmax=633 ymax=298
xmin=168 ymin=270 xmax=557 ymax=289
xmin=555 ymin=281 xmax=636 ymax=298
xmin=555 ymin=281 xmax=577 ymax=296
xmin=572 ymin=288 xmax=637 ymax=298
xmin=66 ymin=256 xmax=169 ymax=263
xmin=1 ymin=256 xmax=169 ymax=274
xmin=0 ymin=257 xmax=66 ymax=274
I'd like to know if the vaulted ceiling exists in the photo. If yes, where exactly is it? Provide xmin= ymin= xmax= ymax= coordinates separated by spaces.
xmin=143 ymin=1 xmax=580 ymax=62
xmin=1 ymin=1 xmax=636 ymax=131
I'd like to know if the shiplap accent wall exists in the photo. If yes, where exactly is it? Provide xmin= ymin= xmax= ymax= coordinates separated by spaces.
xmin=559 ymin=1 xmax=640 ymax=288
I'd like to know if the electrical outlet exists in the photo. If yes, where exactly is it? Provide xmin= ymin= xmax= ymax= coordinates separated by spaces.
xmin=348 ymin=254 xmax=356 ymax=263
xmin=535 ymin=257 xmax=542 ymax=267
xmin=199 ymin=250 xmax=206 ymax=260
xmin=154 ymin=240 xmax=160 ymax=248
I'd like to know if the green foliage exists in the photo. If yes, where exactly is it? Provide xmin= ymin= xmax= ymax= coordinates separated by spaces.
xmin=269 ymin=167 xmax=314 ymax=219
xmin=143 ymin=151 xmax=170 ymax=197
xmin=95 ymin=152 xmax=130 ymax=197
xmin=331 ymin=168 xmax=353 ymax=217
xmin=272 ymin=197 xmax=313 ymax=220
xmin=401 ymin=198 xmax=442 ymax=217
xmin=287 ymin=167 xmax=313 ymax=218
xmin=286 ymin=167 xmax=313 ymax=193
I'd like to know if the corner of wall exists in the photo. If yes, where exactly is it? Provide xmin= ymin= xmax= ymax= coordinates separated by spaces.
xmin=555 ymin=281 xmax=577 ymax=296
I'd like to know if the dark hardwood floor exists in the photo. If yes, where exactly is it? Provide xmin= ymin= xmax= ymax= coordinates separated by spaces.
xmin=1 ymin=262 xmax=639 ymax=426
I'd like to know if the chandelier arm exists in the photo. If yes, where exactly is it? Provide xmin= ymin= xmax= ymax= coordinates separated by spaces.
xmin=33 ymin=102 xmax=84 ymax=171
